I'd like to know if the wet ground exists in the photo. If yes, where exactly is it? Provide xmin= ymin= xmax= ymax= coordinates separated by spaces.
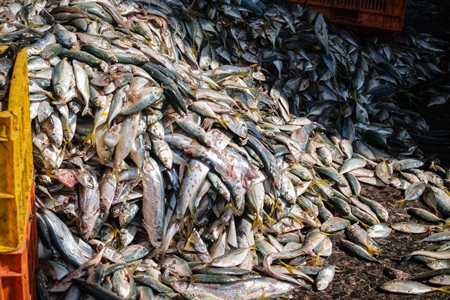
xmin=290 ymin=1 xmax=450 ymax=299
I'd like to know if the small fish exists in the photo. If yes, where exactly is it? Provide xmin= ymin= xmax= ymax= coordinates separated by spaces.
xmin=380 ymin=279 xmax=450 ymax=295
xmin=391 ymin=222 xmax=438 ymax=234
xmin=340 ymin=239 xmax=379 ymax=263
xmin=316 ymin=265 xmax=335 ymax=291
xmin=394 ymin=181 xmax=427 ymax=206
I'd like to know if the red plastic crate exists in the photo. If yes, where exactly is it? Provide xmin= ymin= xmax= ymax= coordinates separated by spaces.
xmin=0 ymin=184 xmax=37 ymax=300
xmin=292 ymin=0 xmax=407 ymax=32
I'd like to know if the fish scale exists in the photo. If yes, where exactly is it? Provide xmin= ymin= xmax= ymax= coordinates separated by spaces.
xmin=13 ymin=0 xmax=450 ymax=298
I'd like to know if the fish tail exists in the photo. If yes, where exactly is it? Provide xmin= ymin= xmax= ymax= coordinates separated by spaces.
xmin=262 ymin=209 xmax=276 ymax=226
xmin=367 ymin=246 xmax=381 ymax=255
xmin=126 ymin=260 xmax=140 ymax=275
xmin=359 ymin=221 xmax=370 ymax=229
xmin=394 ymin=199 xmax=405 ymax=206
xmin=437 ymin=286 xmax=450 ymax=294
xmin=136 ymin=170 xmax=146 ymax=186
xmin=82 ymin=104 xmax=90 ymax=117
xmin=445 ymin=188 xmax=450 ymax=197
xmin=279 ymin=261 xmax=296 ymax=274
xmin=443 ymin=221 xmax=450 ymax=229
xmin=83 ymin=130 xmax=96 ymax=146
xmin=379 ymin=260 xmax=388 ymax=267
xmin=189 ymin=276 xmax=197 ymax=286
xmin=248 ymin=243 xmax=259 ymax=251
xmin=70 ymin=216 xmax=80 ymax=229
xmin=252 ymin=213 xmax=264 ymax=232
xmin=429 ymin=161 xmax=438 ymax=172
xmin=313 ymin=215 xmax=322 ymax=226
xmin=428 ymin=245 xmax=440 ymax=251
xmin=308 ymin=255 xmax=322 ymax=267
xmin=292 ymin=216 xmax=305 ymax=227
xmin=112 ymin=168 xmax=120 ymax=182
xmin=217 ymin=118 xmax=229 ymax=129
xmin=221 ymin=202 xmax=238 ymax=215
xmin=436 ymin=225 xmax=446 ymax=232
xmin=44 ymin=168 xmax=58 ymax=179
xmin=43 ymin=90 xmax=57 ymax=101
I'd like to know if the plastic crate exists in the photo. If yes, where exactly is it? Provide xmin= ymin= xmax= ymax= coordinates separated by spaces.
xmin=0 ymin=46 xmax=36 ymax=300
xmin=0 ymin=186 xmax=37 ymax=300
xmin=0 ymin=46 xmax=33 ymax=252
xmin=292 ymin=0 xmax=407 ymax=32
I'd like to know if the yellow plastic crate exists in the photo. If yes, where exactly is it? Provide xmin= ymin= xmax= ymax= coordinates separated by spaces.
xmin=0 ymin=46 xmax=33 ymax=252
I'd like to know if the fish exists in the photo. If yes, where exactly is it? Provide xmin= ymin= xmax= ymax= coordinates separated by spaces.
xmin=380 ymin=279 xmax=450 ymax=295
xmin=316 ymin=265 xmax=335 ymax=291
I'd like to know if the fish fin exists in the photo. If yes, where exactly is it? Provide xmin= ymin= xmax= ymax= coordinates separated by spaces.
xmin=279 ymin=261 xmax=296 ymax=274
xmin=126 ymin=260 xmax=140 ymax=275
xmin=427 ymin=244 xmax=441 ymax=251
xmin=303 ymin=206 xmax=321 ymax=226
xmin=43 ymin=90 xmax=57 ymax=101
xmin=70 ymin=216 xmax=81 ymax=230
xmin=83 ymin=130 xmax=95 ymax=146
xmin=112 ymin=227 xmax=122 ymax=239
xmin=135 ymin=169 xmax=146 ymax=186
xmin=379 ymin=260 xmax=388 ymax=267
xmin=189 ymin=276 xmax=197 ymax=286
xmin=308 ymin=255 xmax=323 ymax=267
xmin=436 ymin=225 xmax=446 ymax=232
xmin=221 ymin=202 xmax=238 ymax=215
xmin=367 ymin=246 xmax=381 ymax=256
xmin=185 ymin=234 xmax=195 ymax=249
xmin=112 ymin=168 xmax=120 ymax=182
xmin=45 ymin=168 xmax=58 ymax=179
xmin=261 ymin=209 xmax=277 ymax=226
xmin=429 ymin=161 xmax=438 ymax=172
xmin=248 ymin=243 xmax=258 ymax=251
xmin=217 ymin=117 xmax=230 ymax=129
xmin=82 ymin=105 xmax=91 ymax=117
xmin=394 ymin=199 xmax=405 ymax=206
xmin=443 ymin=221 xmax=450 ymax=229
xmin=251 ymin=212 xmax=264 ymax=232
xmin=291 ymin=216 xmax=305 ymax=227
xmin=436 ymin=286 xmax=450 ymax=294
xmin=445 ymin=188 xmax=450 ymax=197
xmin=315 ymin=179 xmax=328 ymax=186
xmin=358 ymin=221 xmax=370 ymax=230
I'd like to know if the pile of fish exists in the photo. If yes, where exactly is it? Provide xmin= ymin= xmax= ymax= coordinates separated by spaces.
xmin=2 ymin=0 xmax=450 ymax=298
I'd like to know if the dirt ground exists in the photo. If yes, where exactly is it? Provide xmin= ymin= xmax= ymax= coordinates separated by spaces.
xmin=290 ymin=1 xmax=450 ymax=299
xmin=295 ymin=185 xmax=449 ymax=300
